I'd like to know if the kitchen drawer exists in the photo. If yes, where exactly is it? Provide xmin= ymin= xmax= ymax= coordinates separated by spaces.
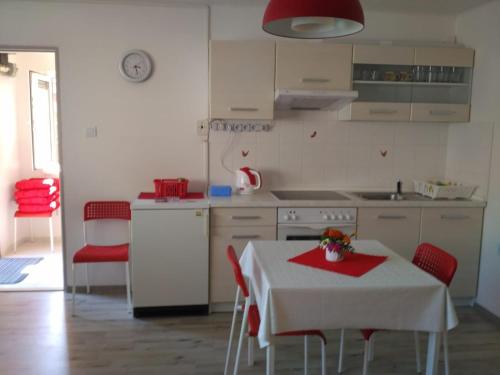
xmin=414 ymin=47 xmax=474 ymax=68
xmin=411 ymin=103 xmax=470 ymax=123
xmin=211 ymin=208 xmax=277 ymax=227
xmin=420 ymin=208 xmax=483 ymax=298
xmin=210 ymin=225 xmax=276 ymax=303
xmin=353 ymin=45 xmax=414 ymax=65
xmin=357 ymin=208 xmax=422 ymax=260
xmin=276 ymin=42 xmax=352 ymax=91
xmin=340 ymin=102 xmax=411 ymax=121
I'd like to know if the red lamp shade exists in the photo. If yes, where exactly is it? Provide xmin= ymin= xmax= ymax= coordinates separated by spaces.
xmin=263 ymin=0 xmax=365 ymax=39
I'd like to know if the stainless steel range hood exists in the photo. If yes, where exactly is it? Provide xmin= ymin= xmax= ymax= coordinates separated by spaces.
xmin=275 ymin=89 xmax=358 ymax=111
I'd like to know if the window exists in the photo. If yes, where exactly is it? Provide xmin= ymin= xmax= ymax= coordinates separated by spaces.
xmin=30 ymin=71 xmax=58 ymax=170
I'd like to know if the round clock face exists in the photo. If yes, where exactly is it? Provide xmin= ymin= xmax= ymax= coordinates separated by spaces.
xmin=119 ymin=50 xmax=153 ymax=82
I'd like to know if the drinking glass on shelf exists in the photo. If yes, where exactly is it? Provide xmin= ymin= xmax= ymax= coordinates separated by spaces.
xmin=370 ymin=69 xmax=381 ymax=81
xmin=450 ymin=67 xmax=463 ymax=83
xmin=413 ymin=66 xmax=424 ymax=82
xmin=362 ymin=69 xmax=371 ymax=81
xmin=437 ymin=67 xmax=449 ymax=83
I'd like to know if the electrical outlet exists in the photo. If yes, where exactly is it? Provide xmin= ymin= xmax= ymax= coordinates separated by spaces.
xmin=197 ymin=120 xmax=209 ymax=137
xmin=86 ymin=126 xmax=98 ymax=138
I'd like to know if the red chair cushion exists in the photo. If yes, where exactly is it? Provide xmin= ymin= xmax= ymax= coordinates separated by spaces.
xmin=73 ymin=244 xmax=129 ymax=263
xmin=247 ymin=303 xmax=326 ymax=343
xmin=248 ymin=304 xmax=260 ymax=337
xmin=15 ymin=210 xmax=54 ymax=218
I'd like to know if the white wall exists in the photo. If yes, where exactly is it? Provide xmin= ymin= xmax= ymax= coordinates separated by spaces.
xmin=0 ymin=70 xmax=20 ymax=256
xmin=456 ymin=0 xmax=500 ymax=317
xmin=209 ymin=5 xmax=455 ymax=191
xmin=0 ymin=1 xmax=209 ymax=285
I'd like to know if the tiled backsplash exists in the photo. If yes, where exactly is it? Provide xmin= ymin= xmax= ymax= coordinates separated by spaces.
xmin=209 ymin=111 xmax=450 ymax=191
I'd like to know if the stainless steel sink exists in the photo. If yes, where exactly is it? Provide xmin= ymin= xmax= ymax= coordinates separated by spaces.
xmin=349 ymin=191 xmax=430 ymax=201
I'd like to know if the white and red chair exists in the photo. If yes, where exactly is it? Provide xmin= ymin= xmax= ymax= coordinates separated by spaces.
xmin=71 ymin=201 xmax=132 ymax=315
xmin=338 ymin=243 xmax=458 ymax=375
xmin=224 ymin=245 xmax=327 ymax=375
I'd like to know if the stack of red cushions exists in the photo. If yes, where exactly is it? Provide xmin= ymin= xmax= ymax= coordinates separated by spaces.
xmin=14 ymin=178 xmax=60 ymax=214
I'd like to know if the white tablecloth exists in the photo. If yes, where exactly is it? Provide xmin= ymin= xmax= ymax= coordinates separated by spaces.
xmin=240 ymin=240 xmax=458 ymax=348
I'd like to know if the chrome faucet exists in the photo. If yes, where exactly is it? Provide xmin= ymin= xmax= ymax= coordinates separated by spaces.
xmin=391 ymin=179 xmax=404 ymax=201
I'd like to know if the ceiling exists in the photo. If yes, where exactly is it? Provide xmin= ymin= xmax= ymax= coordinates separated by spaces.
xmin=13 ymin=0 xmax=494 ymax=15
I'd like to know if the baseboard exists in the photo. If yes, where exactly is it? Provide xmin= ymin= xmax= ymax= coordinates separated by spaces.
xmin=210 ymin=302 xmax=234 ymax=313
xmin=65 ymin=285 xmax=127 ymax=294
xmin=133 ymin=305 xmax=209 ymax=318
xmin=475 ymin=304 xmax=500 ymax=327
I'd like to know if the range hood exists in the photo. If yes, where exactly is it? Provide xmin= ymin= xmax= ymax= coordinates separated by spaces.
xmin=275 ymin=89 xmax=358 ymax=111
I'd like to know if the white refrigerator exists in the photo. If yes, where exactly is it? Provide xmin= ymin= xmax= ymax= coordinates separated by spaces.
xmin=131 ymin=199 xmax=209 ymax=317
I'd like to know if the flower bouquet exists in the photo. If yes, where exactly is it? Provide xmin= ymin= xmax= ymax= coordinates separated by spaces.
xmin=319 ymin=228 xmax=355 ymax=262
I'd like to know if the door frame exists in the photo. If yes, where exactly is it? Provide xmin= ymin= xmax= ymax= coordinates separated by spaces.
xmin=0 ymin=45 xmax=67 ymax=290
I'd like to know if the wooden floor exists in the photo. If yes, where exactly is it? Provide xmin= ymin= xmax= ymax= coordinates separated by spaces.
xmin=0 ymin=291 xmax=499 ymax=375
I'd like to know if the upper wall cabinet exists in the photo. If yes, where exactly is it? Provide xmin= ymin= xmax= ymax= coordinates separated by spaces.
xmin=340 ymin=44 xmax=474 ymax=123
xmin=275 ymin=42 xmax=352 ymax=91
xmin=210 ymin=40 xmax=275 ymax=120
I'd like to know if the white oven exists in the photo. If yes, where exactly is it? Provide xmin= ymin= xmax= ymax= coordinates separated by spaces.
xmin=277 ymin=208 xmax=357 ymax=241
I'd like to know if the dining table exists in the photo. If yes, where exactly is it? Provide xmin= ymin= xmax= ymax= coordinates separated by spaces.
xmin=239 ymin=240 xmax=458 ymax=375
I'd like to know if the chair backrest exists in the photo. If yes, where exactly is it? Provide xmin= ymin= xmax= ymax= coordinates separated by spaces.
xmin=226 ymin=245 xmax=249 ymax=298
xmin=412 ymin=243 xmax=458 ymax=287
xmin=84 ymin=201 xmax=131 ymax=221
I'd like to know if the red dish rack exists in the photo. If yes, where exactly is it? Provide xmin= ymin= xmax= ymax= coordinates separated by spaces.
xmin=154 ymin=179 xmax=189 ymax=199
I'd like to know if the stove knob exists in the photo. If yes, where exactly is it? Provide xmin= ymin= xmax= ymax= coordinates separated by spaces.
xmin=345 ymin=214 xmax=352 ymax=221
xmin=283 ymin=214 xmax=290 ymax=221
xmin=338 ymin=214 xmax=345 ymax=220
xmin=323 ymin=214 xmax=330 ymax=220
xmin=291 ymin=214 xmax=297 ymax=221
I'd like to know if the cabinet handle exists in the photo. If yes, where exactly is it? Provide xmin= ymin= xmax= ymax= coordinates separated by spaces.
xmin=302 ymin=78 xmax=331 ymax=83
xmin=369 ymin=109 xmax=398 ymax=115
xmin=377 ymin=215 xmax=407 ymax=220
xmin=231 ymin=235 xmax=261 ymax=240
xmin=229 ymin=107 xmax=258 ymax=112
xmin=231 ymin=216 xmax=261 ymax=220
xmin=204 ymin=211 xmax=209 ymax=238
xmin=430 ymin=110 xmax=456 ymax=116
xmin=441 ymin=214 xmax=470 ymax=220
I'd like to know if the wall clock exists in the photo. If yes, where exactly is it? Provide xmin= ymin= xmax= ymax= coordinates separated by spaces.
xmin=119 ymin=49 xmax=153 ymax=82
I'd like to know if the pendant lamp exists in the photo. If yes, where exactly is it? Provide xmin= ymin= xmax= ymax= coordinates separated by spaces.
xmin=263 ymin=0 xmax=365 ymax=39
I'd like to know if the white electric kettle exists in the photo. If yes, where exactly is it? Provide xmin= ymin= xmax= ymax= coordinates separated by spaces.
xmin=235 ymin=167 xmax=262 ymax=195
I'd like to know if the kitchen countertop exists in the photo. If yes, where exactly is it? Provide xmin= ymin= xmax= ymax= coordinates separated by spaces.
xmin=209 ymin=191 xmax=487 ymax=208
xmin=132 ymin=191 xmax=487 ymax=210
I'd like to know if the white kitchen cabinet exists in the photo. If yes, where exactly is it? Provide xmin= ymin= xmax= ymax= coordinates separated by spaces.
xmin=411 ymin=103 xmax=470 ymax=123
xmin=353 ymin=44 xmax=414 ymax=66
xmin=210 ymin=208 xmax=276 ymax=307
xmin=420 ymin=208 xmax=483 ymax=298
xmin=339 ymin=102 xmax=411 ymax=122
xmin=357 ymin=208 xmax=422 ymax=260
xmin=414 ymin=47 xmax=474 ymax=68
xmin=131 ymin=208 xmax=209 ymax=316
xmin=210 ymin=40 xmax=275 ymax=120
xmin=342 ymin=44 xmax=474 ymax=122
xmin=276 ymin=42 xmax=352 ymax=91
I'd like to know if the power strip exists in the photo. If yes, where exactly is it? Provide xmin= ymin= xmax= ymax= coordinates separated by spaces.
xmin=209 ymin=119 xmax=272 ymax=132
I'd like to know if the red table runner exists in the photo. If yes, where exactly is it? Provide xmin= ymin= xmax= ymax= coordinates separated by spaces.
xmin=138 ymin=192 xmax=205 ymax=200
xmin=288 ymin=247 xmax=388 ymax=277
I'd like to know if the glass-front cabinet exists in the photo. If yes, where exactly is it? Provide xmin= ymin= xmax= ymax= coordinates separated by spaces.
xmin=339 ymin=45 xmax=474 ymax=122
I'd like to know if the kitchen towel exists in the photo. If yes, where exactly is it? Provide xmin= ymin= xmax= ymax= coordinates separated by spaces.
xmin=288 ymin=247 xmax=388 ymax=277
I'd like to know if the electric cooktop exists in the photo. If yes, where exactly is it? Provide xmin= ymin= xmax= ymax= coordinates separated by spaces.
xmin=271 ymin=190 xmax=350 ymax=201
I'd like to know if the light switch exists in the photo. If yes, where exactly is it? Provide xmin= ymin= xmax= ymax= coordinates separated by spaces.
xmin=86 ymin=127 xmax=98 ymax=138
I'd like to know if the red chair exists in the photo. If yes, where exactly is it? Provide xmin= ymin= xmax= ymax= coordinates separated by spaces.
xmin=71 ymin=201 xmax=131 ymax=316
xmin=338 ymin=243 xmax=458 ymax=375
xmin=224 ymin=245 xmax=327 ymax=375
